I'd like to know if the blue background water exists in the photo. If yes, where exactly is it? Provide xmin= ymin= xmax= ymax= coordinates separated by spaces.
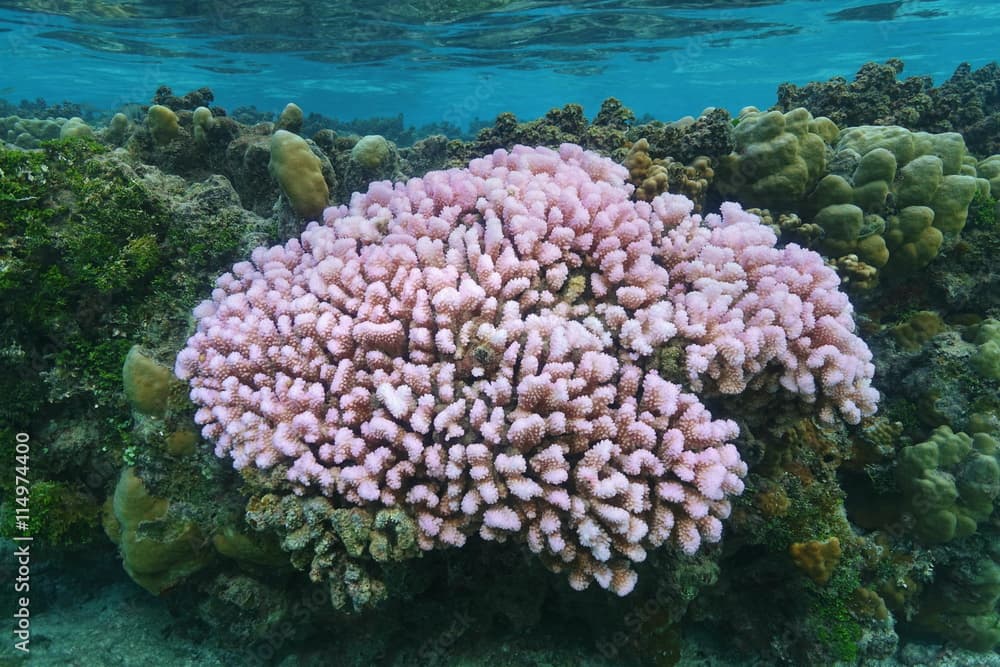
xmin=1 ymin=0 xmax=998 ymax=128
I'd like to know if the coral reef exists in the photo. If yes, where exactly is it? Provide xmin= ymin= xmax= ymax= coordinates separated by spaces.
xmin=6 ymin=71 xmax=1000 ymax=663
xmin=775 ymin=59 xmax=1000 ymax=156
xmin=465 ymin=98 xmax=632 ymax=162
xmin=630 ymin=107 xmax=735 ymax=166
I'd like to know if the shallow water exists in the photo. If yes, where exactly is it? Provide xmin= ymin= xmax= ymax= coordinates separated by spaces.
xmin=3 ymin=0 xmax=999 ymax=125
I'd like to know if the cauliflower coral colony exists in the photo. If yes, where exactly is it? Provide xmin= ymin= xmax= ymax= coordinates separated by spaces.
xmin=176 ymin=143 xmax=877 ymax=595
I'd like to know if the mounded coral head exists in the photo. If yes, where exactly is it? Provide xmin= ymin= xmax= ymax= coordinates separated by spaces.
xmin=177 ymin=144 xmax=877 ymax=595
xmin=268 ymin=129 xmax=330 ymax=220
xmin=896 ymin=425 xmax=1000 ymax=543
xmin=351 ymin=134 xmax=393 ymax=170
xmin=146 ymin=104 xmax=180 ymax=145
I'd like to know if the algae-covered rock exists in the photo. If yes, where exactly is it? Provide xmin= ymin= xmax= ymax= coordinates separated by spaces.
xmin=0 ymin=480 xmax=100 ymax=545
xmin=891 ymin=311 xmax=947 ymax=351
xmin=164 ymin=429 xmax=199 ymax=456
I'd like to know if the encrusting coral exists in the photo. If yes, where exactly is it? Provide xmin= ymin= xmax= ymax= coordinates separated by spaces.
xmin=175 ymin=143 xmax=877 ymax=596
xmin=789 ymin=536 xmax=843 ymax=585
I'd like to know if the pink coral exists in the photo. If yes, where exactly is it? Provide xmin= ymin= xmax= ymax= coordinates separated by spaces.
xmin=176 ymin=143 xmax=876 ymax=595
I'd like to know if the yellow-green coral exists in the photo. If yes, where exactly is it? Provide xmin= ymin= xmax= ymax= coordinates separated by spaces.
xmin=850 ymin=147 xmax=895 ymax=211
xmin=978 ymin=154 xmax=1000 ymax=198
xmin=883 ymin=206 xmax=943 ymax=272
xmin=59 ymin=116 xmax=93 ymax=139
xmin=623 ymin=138 xmax=713 ymax=210
xmin=122 ymin=346 xmax=177 ymax=418
xmin=790 ymin=536 xmax=843 ymax=585
xmin=192 ymin=106 xmax=215 ymax=144
xmin=369 ymin=508 xmax=419 ymax=562
xmin=815 ymin=203 xmax=864 ymax=242
xmin=891 ymin=311 xmax=946 ymax=351
xmin=716 ymin=107 xmax=830 ymax=210
xmin=268 ymin=129 xmax=330 ymax=219
xmin=914 ymin=557 xmax=1000 ymax=651
xmin=895 ymin=426 xmax=1000 ymax=543
xmin=351 ymin=134 xmax=392 ymax=170
xmin=972 ymin=319 xmax=1000 ymax=381
xmin=104 ymin=467 xmax=214 ymax=594
xmin=276 ymin=102 xmax=303 ymax=133
xmin=146 ymin=104 xmax=180 ymax=145
xmin=715 ymin=113 xmax=988 ymax=279
xmin=244 ymin=492 xmax=420 ymax=613
xmin=624 ymin=138 xmax=669 ymax=201
xmin=105 ymin=112 xmax=130 ymax=144
xmin=212 ymin=525 xmax=288 ymax=567
xmin=827 ymin=127 xmax=975 ymax=274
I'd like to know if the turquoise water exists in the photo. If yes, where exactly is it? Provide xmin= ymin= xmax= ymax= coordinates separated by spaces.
xmin=2 ymin=0 xmax=999 ymax=126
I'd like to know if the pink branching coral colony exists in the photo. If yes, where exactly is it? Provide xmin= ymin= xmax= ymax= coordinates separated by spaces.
xmin=176 ymin=143 xmax=878 ymax=596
